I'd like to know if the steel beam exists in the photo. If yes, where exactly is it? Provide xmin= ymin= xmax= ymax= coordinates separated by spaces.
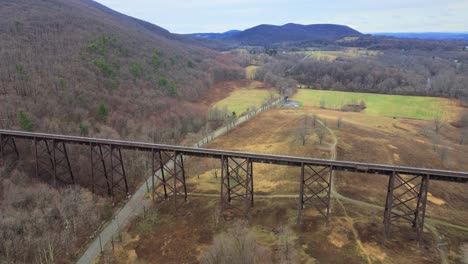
xmin=220 ymin=156 xmax=254 ymax=210
xmin=384 ymin=172 xmax=429 ymax=241
xmin=297 ymin=164 xmax=333 ymax=222
xmin=34 ymin=138 xmax=74 ymax=186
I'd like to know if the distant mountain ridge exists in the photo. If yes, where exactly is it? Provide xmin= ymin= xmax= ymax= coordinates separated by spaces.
xmin=372 ymin=32 xmax=468 ymax=41
xmin=190 ymin=30 xmax=242 ymax=39
xmin=187 ymin=23 xmax=363 ymax=45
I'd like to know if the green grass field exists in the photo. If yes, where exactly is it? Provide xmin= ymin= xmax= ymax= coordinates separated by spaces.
xmin=292 ymin=89 xmax=458 ymax=120
xmin=213 ymin=89 xmax=276 ymax=115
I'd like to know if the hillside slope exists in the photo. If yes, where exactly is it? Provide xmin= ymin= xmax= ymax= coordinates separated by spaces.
xmin=0 ymin=2 xmax=244 ymax=262
xmin=0 ymin=0 xmax=243 ymax=141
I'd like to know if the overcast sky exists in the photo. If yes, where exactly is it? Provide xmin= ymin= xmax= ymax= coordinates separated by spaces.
xmin=94 ymin=0 xmax=468 ymax=34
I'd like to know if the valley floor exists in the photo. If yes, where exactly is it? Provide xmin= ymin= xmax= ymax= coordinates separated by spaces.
xmin=99 ymin=101 xmax=468 ymax=263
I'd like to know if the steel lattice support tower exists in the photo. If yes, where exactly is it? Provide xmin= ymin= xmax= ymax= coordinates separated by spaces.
xmin=297 ymin=164 xmax=333 ymax=223
xmin=220 ymin=156 xmax=254 ymax=210
xmin=384 ymin=172 xmax=429 ymax=241
xmin=34 ymin=138 xmax=74 ymax=186
xmin=90 ymin=144 xmax=129 ymax=201
xmin=151 ymin=150 xmax=187 ymax=208
xmin=0 ymin=134 xmax=19 ymax=163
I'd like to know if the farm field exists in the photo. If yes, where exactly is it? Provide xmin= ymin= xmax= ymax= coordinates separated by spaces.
xmin=292 ymin=89 xmax=461 ymax=120
xmin=212 ymin=80 xmax=277 ymax=116
xmin=291 ymin=47 xmax=382 ymax=61
xmin=104 ymin=104 xmax=468 ymax=263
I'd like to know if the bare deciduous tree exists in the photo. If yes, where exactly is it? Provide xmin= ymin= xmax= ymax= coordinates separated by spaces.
xmin=0 ymin=169 xmax=104 ymax=263
xmin=296 ymin=115 xmax=310 ymax=146
xmin=433 ymin=115 xmax=446 ymax=134
xmin=201 ymin=221 xmax=271 ymax=264
xmin=312 ymin=114 xmax=317 ymax=128
xmin=320 ymin=97 xmax=326 ymax=109
xmin=460 ymin=129 xmax=468 ymax=145
xmin=316 ymin=125 xmax=327 ymax=145
xmin=277 ymin=226 xmax=299 ymax=264
xmin=336 ymin=117 xmax=343 ymax=129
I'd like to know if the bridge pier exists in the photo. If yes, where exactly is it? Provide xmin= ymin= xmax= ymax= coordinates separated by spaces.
xmin=0 ymin=134 xmax=19 ymax=163
xmin=34 ymin=138 xmax=74 ymax=186
xmin=384 ymin=172 xmax=429 ymax=241
xmin=297 ymin=164 xmax=333 ymax=223
xmin=151 ymin=150 xmax=187 ymax=208
xmin=220 ymin=156 xmax=254 ymax=210
xmin=90 ymin=144 xmax=129 ymax=201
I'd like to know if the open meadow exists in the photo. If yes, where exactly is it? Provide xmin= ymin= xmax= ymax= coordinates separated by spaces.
xmin=292 ymin=89 xmax=462 ymax=121
xmin=212 ymin=80 xmax=277 ymax=116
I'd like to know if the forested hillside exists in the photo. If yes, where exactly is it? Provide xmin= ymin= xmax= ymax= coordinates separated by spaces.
xmin=0 ymin=1 xmax=245 ymax=262
xmin=0 ymin=0 xmax=244 ymax=142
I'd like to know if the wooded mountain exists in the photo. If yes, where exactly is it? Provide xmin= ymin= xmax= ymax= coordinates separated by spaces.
xmin=188 ymin=23 xmax=363 ymax=45
xmin=0 ymin=0 xmax=243 ymax=141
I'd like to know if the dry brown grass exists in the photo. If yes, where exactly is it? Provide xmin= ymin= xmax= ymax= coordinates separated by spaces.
xmin=106 ymin=105 xmax=468 ymax=263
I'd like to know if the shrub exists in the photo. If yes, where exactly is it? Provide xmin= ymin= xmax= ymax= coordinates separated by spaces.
xmin=87 ymin=35 xmax=117 ymax=55
xmin=187 ymin=60 xmax=194 ymax=68
xmin=15 ymin=64 xmax=29 ymax=81
xmin=79 ymin=122 xmax=89 ymax=136
xmin=97 ymin=104 xmax=109 ymax=121
xmin=320 ymin=97 xmax=326 ymax=109
xmin=92 ymin=58 xmax=114 ymax=77
xmin=158 ymin=77 xmax=177 ymax=97
xmin=129 ymin=61 xmax=145 ymax=81
xmin=17 ymin=111 xmax=33 ymax=131
xmin=360 ymin=100 xmax=367 ymax=108
xmin=201 ymin=221 xmax=271 ymax=264
xmin=150 ymin=50 xmax=163 ymax=70
xmin=158 ymin=77 xmax=168 ymax=87
xmin=55 ymin=77 xmax=67 ymax=91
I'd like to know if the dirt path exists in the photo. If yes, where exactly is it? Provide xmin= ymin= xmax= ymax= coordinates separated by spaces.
xmin=316 ymin=119 xmax=374 ymax=263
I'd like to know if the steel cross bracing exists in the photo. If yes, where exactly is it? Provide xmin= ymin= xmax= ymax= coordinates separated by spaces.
xmin=34 ymin=138 xmax=74 ymax=186
xmin=384 ymin=172 xmax=429 ymax=240
xmin=298 ymin=164 xmax=333 ymax=222
xmin=151 ymin=150 xmax=187 ymax=207
xmin=0 ymin=134 xmax=19 ymax=163
xmin=220 ymin=156 xmax=254 ymax=210
xmin=89 ymin=144 xmax=129 ymax=201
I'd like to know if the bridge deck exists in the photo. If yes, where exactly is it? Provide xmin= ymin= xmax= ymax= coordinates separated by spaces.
xmin=1 ymin=129 xmax=467 ymax=182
